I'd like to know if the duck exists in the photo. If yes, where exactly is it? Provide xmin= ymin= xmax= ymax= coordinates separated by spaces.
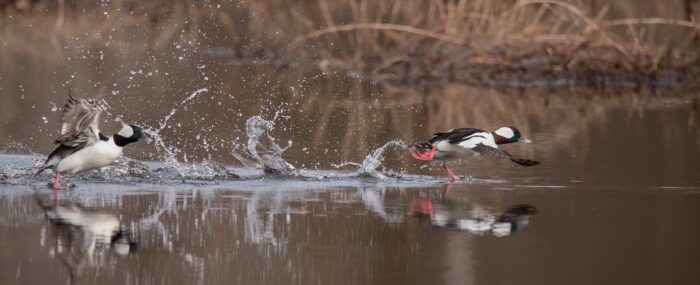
xmin=410 ymin=127 xmax=539 ymax=180
xmin=36 ymin=91 xmax=143 ymax=189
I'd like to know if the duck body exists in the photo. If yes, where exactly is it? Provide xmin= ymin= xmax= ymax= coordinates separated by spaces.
xmin=410 ymin=127 xmax=538 ymax=180
xmin=55 ymin=137 xmax=123 ymax=175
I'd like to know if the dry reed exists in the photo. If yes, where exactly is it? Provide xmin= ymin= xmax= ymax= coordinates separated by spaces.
xmin=2 ymin=0 xmax=700 ymax=88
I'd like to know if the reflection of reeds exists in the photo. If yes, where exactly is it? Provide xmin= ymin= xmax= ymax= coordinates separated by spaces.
xmin=292 ymin=74 xmax=594 ymax=165
xmin=3 ymin=0 xmax=700 ymax=87
xmin=291 ymin=74 xmax=694 ymax=169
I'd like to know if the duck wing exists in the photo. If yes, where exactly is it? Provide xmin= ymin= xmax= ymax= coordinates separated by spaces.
xmin=35 ymin=91 xmax=106 ymax=175
xmin=54 ymin=91 xmax=103 ymax=148
xmin=428 ymin=128 xmax=485 ymax=144
xmin=471 ymin=143 xmax=540 ymax=166
xmin=410 ymin=128 xmax=484 ymax=151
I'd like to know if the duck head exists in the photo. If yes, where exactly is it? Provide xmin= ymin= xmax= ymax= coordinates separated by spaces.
xmin=114 ymin=124 xmax=144 ymax=147
xmin=492 ymin=126 xmax=532 ymax=145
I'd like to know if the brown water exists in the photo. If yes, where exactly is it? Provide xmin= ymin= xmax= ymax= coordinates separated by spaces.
xmin=2 ymin=10 xmax=700 ymax=285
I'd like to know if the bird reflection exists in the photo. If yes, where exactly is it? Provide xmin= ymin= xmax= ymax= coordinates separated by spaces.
xmin=35 ymin=194 xmax=135 ymax=281
xmin=410 ymin=197 xmax=536 ymax=237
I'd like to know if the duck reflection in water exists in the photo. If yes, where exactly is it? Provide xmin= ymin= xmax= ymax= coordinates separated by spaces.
xmin=35 ymin=194 xmax=136 ymax=280
xmin=410 ymin=196 xmax=536 ymax=237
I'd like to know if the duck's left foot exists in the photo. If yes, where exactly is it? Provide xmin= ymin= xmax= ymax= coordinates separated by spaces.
xmin=448 ymin=174 xmax=462 ymax=182
xmin=442 ymin=163 xmax=462 ymax=181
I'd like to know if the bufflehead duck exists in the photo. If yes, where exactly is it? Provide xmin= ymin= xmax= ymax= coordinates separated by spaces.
xmin=36 ymin=91 xmax=143 ymax=189
xmin=410 ymin=127 xmax=539 ymax=180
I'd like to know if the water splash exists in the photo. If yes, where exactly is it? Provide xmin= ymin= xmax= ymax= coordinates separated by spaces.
xmin=89 ymin=157 xmax=152 ymax=180
xmin=233 ymin=115 xmax=298 ymax=177
xmin=110 ymin=88 xmax=238 ymax=180
xmin=142 ymin=88 xmax=208 ymax=175
xmin=172 ymin=161 xmax=239 ymax=180
xmin=333 ymin=140 xmax=405 ymax=179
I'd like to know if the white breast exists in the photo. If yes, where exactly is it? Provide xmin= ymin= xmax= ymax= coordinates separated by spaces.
xmin=57 ymin=138 xmax=123 ymax=175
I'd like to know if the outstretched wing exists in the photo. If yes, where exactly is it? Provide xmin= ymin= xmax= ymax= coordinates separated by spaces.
xmin=472 ymin=143 xmax=511 ymax=158
xmin=472 ymin=143 xmax=540 ymax=166
xmin=54 ymin=91 xmax=103 ymax=148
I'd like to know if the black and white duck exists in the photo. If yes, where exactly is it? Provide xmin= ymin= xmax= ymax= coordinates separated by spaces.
xmin=410 ymin=127 xmax=539 ymax=180
xmin=36 ymin=91 xmax=143 ymax=189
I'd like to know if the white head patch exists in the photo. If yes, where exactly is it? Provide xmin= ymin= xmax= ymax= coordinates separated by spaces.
xmin=117 ymin=125 xmax=134 ymax=138
xmin=495 ymin=127 xmax=515 ymax=138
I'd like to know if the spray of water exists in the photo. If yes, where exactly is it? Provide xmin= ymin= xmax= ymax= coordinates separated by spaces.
xmin=148 ymin=88 xmax=207 ymax=161
xmin=99 ymin=87 xmax=407 ymax=181
xmin=333 ymin=140 xmax=405 ymax=179
xmin=142 ymin=88 xmax=210 ymax=176
xmin=233 ymin=115 xmax=298 ymax=176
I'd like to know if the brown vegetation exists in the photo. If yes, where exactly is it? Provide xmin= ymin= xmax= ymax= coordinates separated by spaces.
xmin=2 ymin=0 xmax=700 ymax=88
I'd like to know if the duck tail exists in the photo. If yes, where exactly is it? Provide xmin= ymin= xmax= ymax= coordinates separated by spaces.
xmin=410 ymin=142 xmax=436 ymax=161
xmin=510 ymin=158 xmax=540 ymax=166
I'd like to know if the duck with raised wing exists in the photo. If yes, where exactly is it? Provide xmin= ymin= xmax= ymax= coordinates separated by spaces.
xmin=410 ymin=127 xmax=539 ymax=181
xmin=36 ymin=91 xmax=143 ymax=189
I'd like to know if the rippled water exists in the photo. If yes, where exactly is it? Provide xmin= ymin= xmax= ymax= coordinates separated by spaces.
xmin=2 ymin=13 xmax=700 ymax=285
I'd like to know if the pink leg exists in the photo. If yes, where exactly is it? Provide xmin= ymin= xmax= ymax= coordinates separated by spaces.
xmin=53 ymin=172 xmax=62 ymax=190
xmin=53 ymin=185 xmax=60 ymax=202
xmin=441 ymin=163 xmax=461 ymax=181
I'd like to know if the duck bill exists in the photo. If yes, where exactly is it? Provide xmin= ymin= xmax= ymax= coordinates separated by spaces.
xmin=518 ymin=137 xmax=532 ymax=143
